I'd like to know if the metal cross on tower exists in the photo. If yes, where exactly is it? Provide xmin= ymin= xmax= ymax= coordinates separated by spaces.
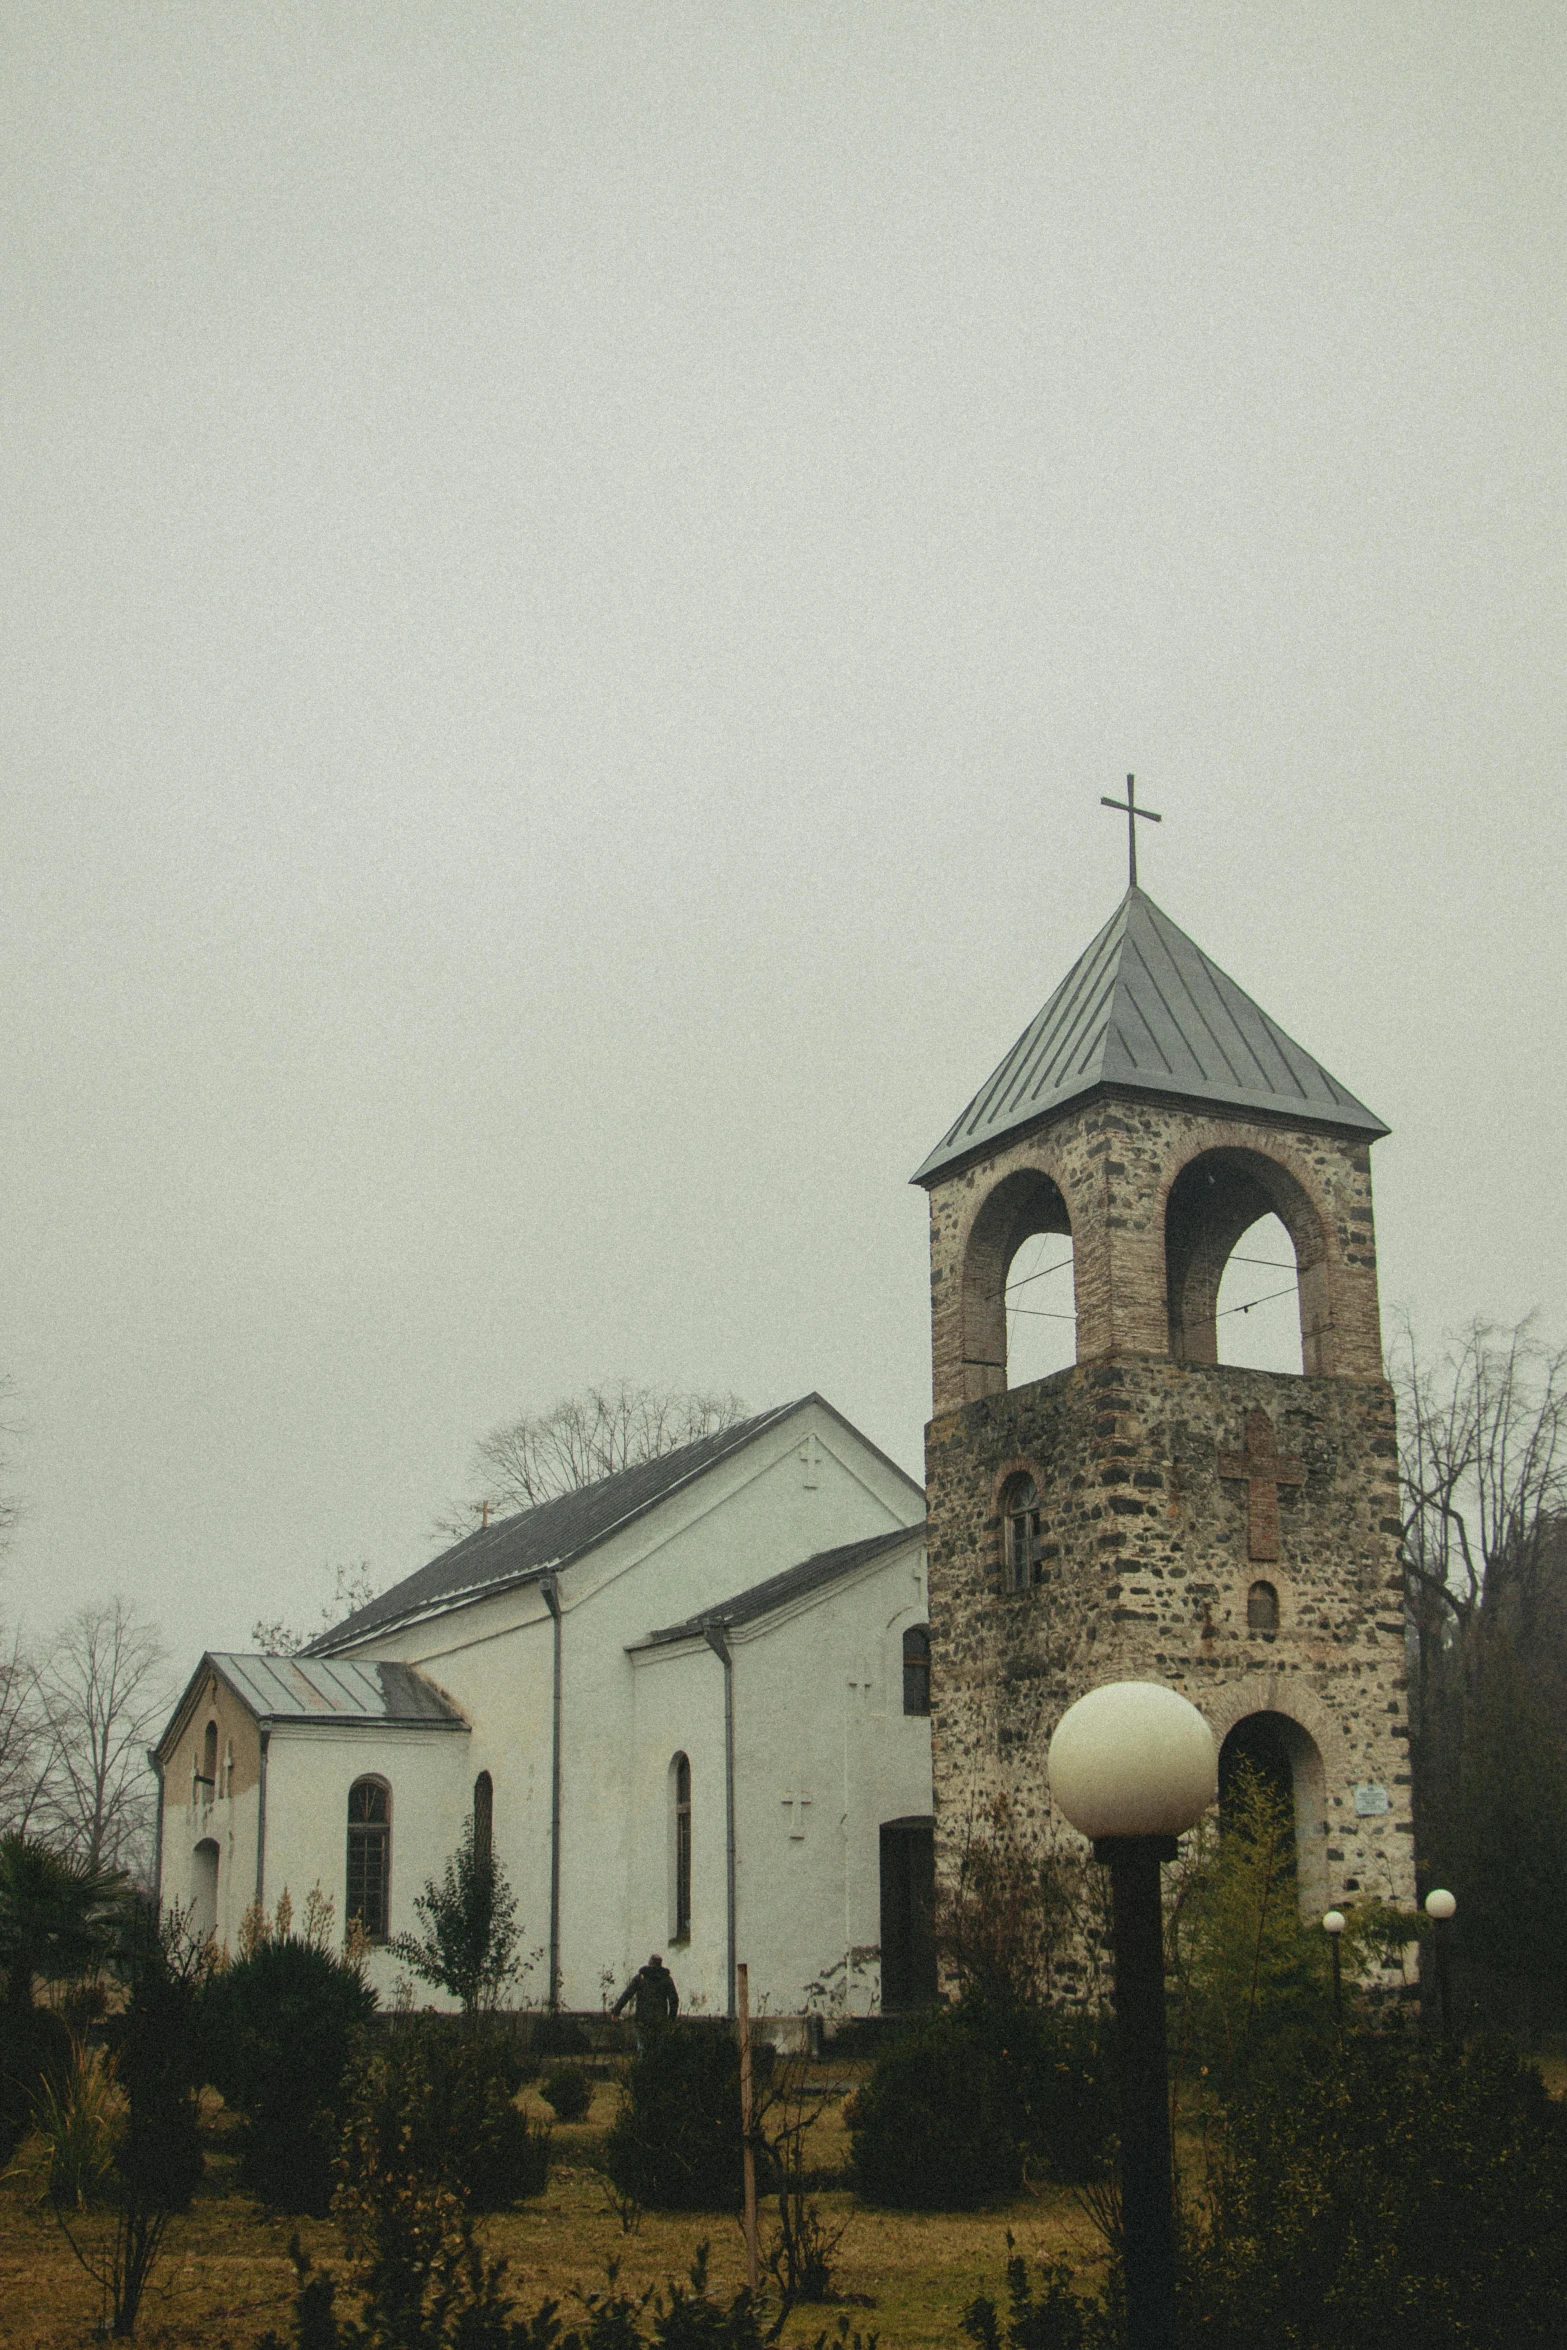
xmin=1100 ymin=773 xmax=1162 ymax=889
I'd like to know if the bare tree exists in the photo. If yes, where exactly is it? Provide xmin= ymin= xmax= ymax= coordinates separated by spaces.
xmin=436 ymin=1380 xmax=750 ymax=1537
xmin=34 ymin=1597 xmax=169 ymax=1880
xmin=0 ymin=1625 xmax=50 ymax=1837
xmin=251 ymin=1560 xmax=379 ymax=1655
xmin=1393 ymin=1314 xmax=1567 ymax=1646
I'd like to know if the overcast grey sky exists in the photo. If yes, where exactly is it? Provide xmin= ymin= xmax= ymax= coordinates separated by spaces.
xmin=3 ymin=5 xmax=1563 ymax=1668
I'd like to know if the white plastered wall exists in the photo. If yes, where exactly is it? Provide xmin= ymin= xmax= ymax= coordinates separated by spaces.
xmin=261 ymin=1725 xmax=473 ymax=2005
xmin=629 ymin=1533 xmax=933 ymax=2018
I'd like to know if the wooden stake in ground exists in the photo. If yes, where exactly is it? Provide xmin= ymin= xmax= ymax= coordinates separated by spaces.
xmin=737 ymin=1960 xmax=759 ymax=2293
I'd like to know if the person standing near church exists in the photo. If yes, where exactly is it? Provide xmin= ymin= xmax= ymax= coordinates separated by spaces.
xmin=612 ymin=1952 xmax=680 ymax=2046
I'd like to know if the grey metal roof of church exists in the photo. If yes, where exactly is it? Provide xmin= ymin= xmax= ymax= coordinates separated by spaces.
xmin=913 ymin=886 xmax=1388 ymax=1186
xmin=308 ymin=1395 xmax=917 ymax=1654
xmin=207 ymin=1653 xmax=467 ymax=1726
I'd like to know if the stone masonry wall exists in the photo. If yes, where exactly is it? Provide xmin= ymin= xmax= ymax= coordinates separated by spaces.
xmin=924 ymin=1356 xmax=1415 ymax=1935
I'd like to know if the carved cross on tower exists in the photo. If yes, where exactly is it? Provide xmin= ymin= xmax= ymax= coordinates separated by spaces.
xmin=1218 ymin=1407 xmax=1304 ymax=1561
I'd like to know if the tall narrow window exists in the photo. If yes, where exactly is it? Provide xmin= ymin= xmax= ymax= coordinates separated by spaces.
xmin=1002 ymin=1476 xmax=1042 ymax=1594
xmin=902 ymin=1625 xmax=931 ymax=1717
xmin=199 ymin=1718 xmax=218 ymax=1794
xmin=472 ymin=1771 xmax=493 ymax=1865
xmin=671 ymin=1752 xmax=692 ymax=1944
xmin=347 ymin=1778 xmax=391 ymax=1942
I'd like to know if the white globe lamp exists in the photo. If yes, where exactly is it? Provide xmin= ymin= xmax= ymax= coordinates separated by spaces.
xmin=1047 ymin=1679 xmax=1218 ymax=1844
xmin=1425 ymin=1887 xmax=1456 ymax=1921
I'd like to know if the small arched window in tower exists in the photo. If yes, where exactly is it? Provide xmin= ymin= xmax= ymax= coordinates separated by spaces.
xmin=347 ymin=1778 xmax=391 ymax=1942
xmin=473 ymin=1771 xmax=493 ymax=1866
xmin=1247 ymin=1580 xmax=1280 ymax=1634
xmin=902 ymin=1625 xmax=931 ymax=1716
xmin=1002 ymin=1475 xmax=1042 ymax=1594
xmin=670 ymin=1753 xmax=692 ymax=1944
xmin=199 ymin=1719 xmax=218 ymax=1799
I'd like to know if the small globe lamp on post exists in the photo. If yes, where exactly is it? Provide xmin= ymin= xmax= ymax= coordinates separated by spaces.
xmin=1048 ymin=1682 xmax=1217 ymax=2350
xmin=1322 ymin=1909 xmax=1346 ymax=2026
xmin=1425 ymin=1887 xmax=1457 ymax=2039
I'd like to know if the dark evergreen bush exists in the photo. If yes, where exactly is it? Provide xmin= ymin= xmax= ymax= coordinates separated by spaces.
xmin=1179 ymin=2032 xmax=1567 ymax=2349
xmin=540 ymin=2062 xmax=592 ymax=2122
xmin=603 ymin=2026 xmax=748 ymax=2211
xmin=202 ymin=1936 xmax=377 ymax=2214
xmin=849 ymin=2000 xmax=1114 ymax=2209
xmin=531 ymin=2012 xmax=590 ymax=2056
xmin=848 ymin=2006 xmax=1015 ymax=2209
xmin=343 ymin=2020 xmax=549 ymax=2211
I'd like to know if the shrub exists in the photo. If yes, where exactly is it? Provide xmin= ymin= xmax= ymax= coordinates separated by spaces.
xmin=34 ymin=2038 xmax=123 ymax=2209
xmin=540 ymin=2062 xmax=592 ymax=2122
xmin=960 ymin=2237 xmax=1105 ymax=2350
xmin=849 ymin=1999 xmax=1114 ymax=2209
xmin=603 ymin=2026 xmax=749 ymax=2211
xmin=55 ymin=1902 xmax=210 ymax=2340
xmin=1180 ymin=2033 xmax=1567 ymax=2349
xmin=531 ymin=2012 xmax=589 ymax=2057
xmin=848 ymin=2006 xmax=1015 ymax=2209
xmin=389 ymin=1822 xmax=526 ymax=2017
xmin=0 ymin=2001 xmax=72 ymax=2171
xmin=341 ymin=2020 xmax=549 ymax=2212
xmin=256 ymin=2234 xmax=771 ymax=2350
xmin=203 ymin=1934 xmax=377 ymax=2215
xmin=1167 ymin=1764 xmax=1333 ymax=2089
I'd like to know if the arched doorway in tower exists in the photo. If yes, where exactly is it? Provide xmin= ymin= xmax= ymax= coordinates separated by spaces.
xmin=1218 ymin=1710 xmax=1328 ymax=1917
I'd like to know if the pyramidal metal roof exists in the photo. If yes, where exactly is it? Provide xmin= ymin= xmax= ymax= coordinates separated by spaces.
xmin=914 ymin=887 xmax=1387 ymax=1186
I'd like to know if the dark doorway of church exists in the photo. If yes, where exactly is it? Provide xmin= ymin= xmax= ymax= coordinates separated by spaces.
xmin=1219 ymin=1713 xmax=1297 ymax=1875
xmin=879 ymin=1817 xmax=937 ymax=2010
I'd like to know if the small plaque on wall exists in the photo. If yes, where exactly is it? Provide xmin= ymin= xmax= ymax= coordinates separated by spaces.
xmin=1353 ymin=1782 xmax=1390 ymax=1816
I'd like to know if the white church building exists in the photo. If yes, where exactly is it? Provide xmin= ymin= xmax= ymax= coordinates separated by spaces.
xmin=154 ymin=1395 xmax=935 ymax=2022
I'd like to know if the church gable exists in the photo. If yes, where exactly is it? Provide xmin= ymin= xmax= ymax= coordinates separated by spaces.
xmin=313 ymin=1393 xmax=922 ymax=1656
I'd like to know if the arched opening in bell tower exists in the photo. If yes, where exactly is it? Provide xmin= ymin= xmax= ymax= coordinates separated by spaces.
xmin=1165 ymin=1148 xmax=1330 ymax=1377
xmin=961 ymin=1168 xmax=1076 ymax=1394
xmin=1219 ymin=1709 xmax=1328 ymax=1916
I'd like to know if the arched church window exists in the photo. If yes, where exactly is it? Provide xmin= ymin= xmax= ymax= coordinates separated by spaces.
xmin=670 ymin=1753 xmax=691 ymax=1944
xmin=473 ymin=1771 xmax=493 ymax=1866
xmin=902 ymin=1625 xmax=931 ymax=1717
xmin=1247 ymin=1580 xmax=1280 ymax=1634
xmin=199 ymin=1719 xmax=218 ymax=1798
xmin=1002 ymin=1476 xmax=1042 ymax=1594
xmin=347 ymin=1778 xmax=391 ymax=1942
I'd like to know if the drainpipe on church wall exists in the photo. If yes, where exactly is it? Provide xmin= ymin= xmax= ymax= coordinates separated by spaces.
xmin=701 ymin=1620 xmax=737 ymax=2020
xmin=147 ymin=1749 xmax=165 ymax=1912
xmin=541 ymin=1575 xmax=563 ymax=2010
xmin=254 ymin=1727 xmax=270 ymax=1910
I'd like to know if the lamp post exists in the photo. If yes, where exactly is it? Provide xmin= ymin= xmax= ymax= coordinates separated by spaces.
xmin=1048 ymin=1682 xmax=1218 ymax=2350
xmin=1425 ymin=1887 xmax=1457 ymax=2039
xmin=1322 ymin=1909 xmax=1346 ymax=2027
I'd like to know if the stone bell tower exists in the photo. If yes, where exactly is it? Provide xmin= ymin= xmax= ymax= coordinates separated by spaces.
xmin=914 ymin=875 xmax=1414 ymax=1930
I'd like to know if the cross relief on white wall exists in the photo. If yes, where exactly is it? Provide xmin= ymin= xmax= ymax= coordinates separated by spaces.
xmin=780 ymin=1787 xmax=812 ymax=1838
xmin=798 ymin=1430 xmax=824 ymax=1487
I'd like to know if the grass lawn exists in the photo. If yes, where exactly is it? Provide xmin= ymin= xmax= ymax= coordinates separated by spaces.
xmin=0 ymin=2074 xmax=1104 ymax=2350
